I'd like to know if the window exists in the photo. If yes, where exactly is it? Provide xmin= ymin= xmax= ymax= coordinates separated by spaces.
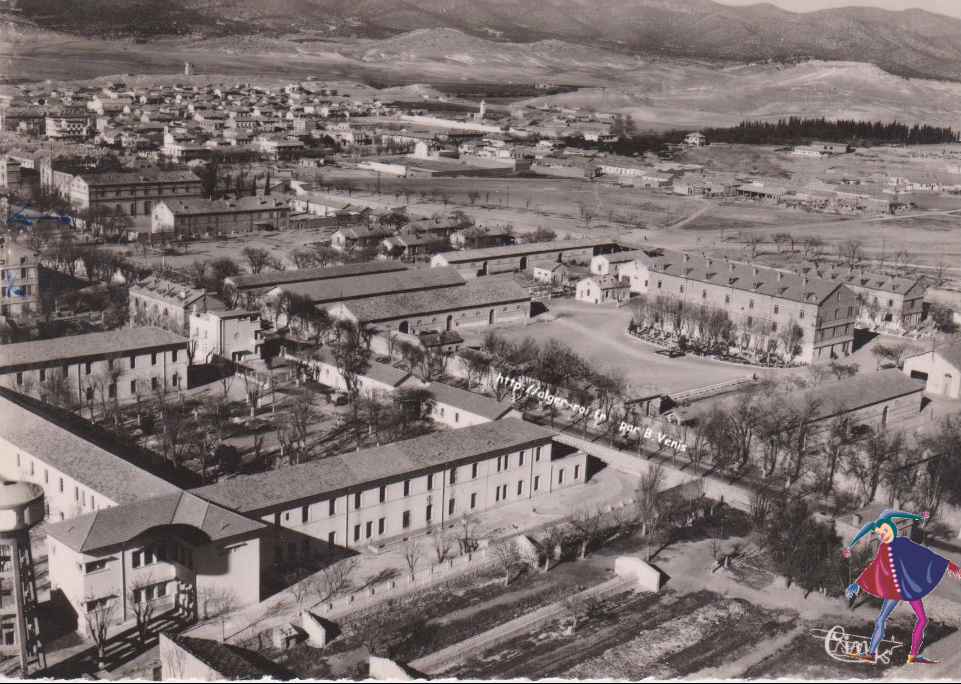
xmin=59 ymin=477 xmax=63 ymax=493
xmin=378 ymin=518 xmax=385 ymax=535
xmin=151 ymin=352 xmax=157 ymax=366
xmin=379 ymin=485 xmax=386 ymax=503
xmin=15 ymin=372 xmax=22 ymax=386
xmin=39 ymin=368 xmax=46 ymax=382
xmin=74 ymin=486 xmax=79 ymax=502
xmin=172 ymin=349 xmax=178 ymax=362
xmin=328 ymin=499 xmax=335 ymax=516
xmin=534 ymin=475 xmax=540 ymax=491
xmin=171 ymin=373 xmax=179 ymax=388
xmin=495 ymin=488 xmax=500 ymax=502
xmin=402 ymin=510 xmax=411 ymax=529
xmin=773 ymin=305 xmax=779 ymax=315
xmin=44 ymin=469 xmax=48 ymax=484
xmin=328 ymin=531 xmax=336 ymax=546
xmin=108 ymin=382 xmax=117 ymax=399
xmin=535 ymin=447 xmax=542 ymax=462
xmin=85 ymin=560 xmax=108 ymax=574
xmin=365 ymin=521 xmax=372 ymax=539
xmin=558 ymin=469 xmax=565 ymax=485
xmin=302 ymin=506 xmax=309 ymax=524
xmin=449 ymin=469 xmax=457 ymax=485
xmin=427 ymin=473 xmax=434 ymax=491
xmin=472 ymin=463 xmax=478 ymax=479
xmin=657 ymin=280 xmax=662 ymax=289
xmin=129 ymin=354 xmax=136 ymax=369
xmin=62 ymin=364 xmax=69 ymax=378
xmin=470 ymin=492 xmax=477 ymax=509
xmin=108 ymin=357 xmax=115 ymax=370
xmin=85 ymin=362 xmax=92 ymax=375
xmin=496 ymin=456 xmax=502 ymax=473
xmin=749 ymin=299 xmax=754 ymax=309
xmin=519 ymin=451 xmax=524 ymax=467
xmin=130 ymin=379 xmax=137 ymax=395
xmin=448 ymin=498 xmax=455 ymax=516
xmin=151 ymin=377 xmax=159 ymax=390
xmin=574 ymin=464 xmax=581 ymax=479
xmin=425 ymin=504 xmax=433 ymax=523
xmin=354 ymin=492 xmax=361 ymax=510
xmin=724 ymin=294 xmax=730 ymax=304
xmin=403 ymin=480 xmax=410 ymax=497
xmin=517 ymin=480 xmax=523 ymax=496
xmin=353 ymin=525 xmax=360 ymax=542
xmin=702 ymin=289 xmax=707 ymax=299
xmin=455 ymin=412 xmax=460 ymax=423
xmin=799 ymin=309 xmax=805 ymax=320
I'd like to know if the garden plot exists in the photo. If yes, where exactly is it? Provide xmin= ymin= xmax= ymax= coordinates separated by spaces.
xmin=444 ymin=589 xmax=791 ymax=680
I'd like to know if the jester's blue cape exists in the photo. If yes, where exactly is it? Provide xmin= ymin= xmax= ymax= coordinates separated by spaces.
xmin=857 ymin=537 xmax=950 ymax=601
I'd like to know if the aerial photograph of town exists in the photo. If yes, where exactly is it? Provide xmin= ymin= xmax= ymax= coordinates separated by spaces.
xmin=1 ymin=0 xmax=960 ymax=680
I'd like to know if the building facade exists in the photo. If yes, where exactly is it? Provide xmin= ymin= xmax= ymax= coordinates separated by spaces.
xmin=69 ymin=170 xmax=203 ymax=217
xmin=152 ymin=195 xmax=290 ymax=237
xmin=0 ymin=241 xmax=40 ymax=318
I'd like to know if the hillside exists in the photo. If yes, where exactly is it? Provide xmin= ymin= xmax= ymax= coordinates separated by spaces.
xmin=6 ymin=0 xmax=961 ymax=82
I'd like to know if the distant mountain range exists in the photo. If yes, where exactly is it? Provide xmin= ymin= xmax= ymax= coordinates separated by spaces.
xmin=8 ymin=0 xmax=961 ymax=82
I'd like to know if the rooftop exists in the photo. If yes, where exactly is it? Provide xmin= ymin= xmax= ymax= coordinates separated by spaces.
xmin=163 ymin=635 xmax=296 ymax=680
xmin=78 ymin=169 xmax=200 ymax=186
xmin=435 ymin=238 xmax=620 ymax=263
xmin=159 ymin=194 xmax=289 ymax=216
xmin=789 ymin=369 xmax=924 ymax=421
xmin=331 ymin=276 xmax=529 ymax=323
xmin=649 ymin=249 xmax=843 ymax=306
xmin=0 ymin=327 xmax=188 ymax=371
xmin=425 ymin=382 xmax=516 ymax=420
xmin=227 ymin=261 xmax=407 ymax=292
xmin=271 ymin=267 xmax=464 ymax=304
xmin=0 ymin=389 xmax=181 ymax=506
xmin=192 ymin=418 xmax=555 ymax=514
xmin=45 ymin=491 xmax=265 ymax=554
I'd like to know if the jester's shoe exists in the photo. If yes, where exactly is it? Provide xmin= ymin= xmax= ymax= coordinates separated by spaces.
xmin=906 ymin=655 xmax=939 ymax=665
xmin=854 ymin=653 xmax=878 ymax=665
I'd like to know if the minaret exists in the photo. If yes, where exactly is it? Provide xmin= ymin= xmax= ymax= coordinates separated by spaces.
xmin=479 ymin=99 xmax=486 ymax=120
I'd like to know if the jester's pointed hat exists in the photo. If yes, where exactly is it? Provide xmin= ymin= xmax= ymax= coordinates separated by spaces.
xmin=845 ymin=509 xmax=925 ymax=549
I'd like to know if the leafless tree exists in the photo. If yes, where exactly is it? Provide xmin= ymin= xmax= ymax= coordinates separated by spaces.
xmin=313 ymin=557 xmax=359 ymax=606
xmin=838 ymin=239 xmax=864 ymax=268
xmin=127 ymin=574 xmax=157 ymax=644
xmin=538 ymin=524 xmax=565 ymax=572
xmin=402 ymin=538 xmax=423 ymax=581
xmin=455 ymin=513 xmax=479 ymax=555
xmin=569 ymin=508 xmax=605 ymax=560
xmin=490 ymin=541 xmax=522 ymax=586
xmin=431 ymin=527 xmax=453 ymax=563
xmin=83 ymin=595 xmax=117 ymax=664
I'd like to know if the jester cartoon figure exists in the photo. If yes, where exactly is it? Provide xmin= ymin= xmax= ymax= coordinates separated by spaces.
xmin=841 ymin=509 xmax=961 ymax=665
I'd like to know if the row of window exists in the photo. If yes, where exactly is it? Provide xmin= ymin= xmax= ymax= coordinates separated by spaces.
xmin=17 ymin=454 xmax=98 ymax=516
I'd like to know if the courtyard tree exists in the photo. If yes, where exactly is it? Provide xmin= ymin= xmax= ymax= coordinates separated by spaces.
xmin=845 ymin=428 xmax=906 ymax=504
xmin=242 ymin=246 xmax=272 ymax=274
xmin=569 ymin=508 xmax=605 ymax=560
xmin=313 ymin=557 xmax=359 ymax=606
xmin=819 ymin=410 xmax=856 ymax=495
xmin=330 ymin=320 xmax=371 ymax=411
xmin=490 ymin=541 xmax=522 ymax=586
xmin=460 ymin=348 xmax=491 ymax=389
xmin=838 ymin=239 xmax=864 ymax=268
xmin=403 ymin=538 xmax=423 ymax=581
xmin=127 ymin=574 xmax=157 ymax=644
xmin=83 ymin=596 xmax=117 ymax=666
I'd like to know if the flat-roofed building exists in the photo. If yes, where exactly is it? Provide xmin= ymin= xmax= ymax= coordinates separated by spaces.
xmin=152 ymin=195 xmax=290 ymax=237
xmin=424 ymin=382 xmax=521 ymax=428
xmin=0 ymin=327 xmax=190 ymax=405
xmin=190 ymin=308 xmax=260 ymax=364
xmin=328 ymin=276 xmax=530 ymax=335
xmin=575 ymin=274 xmax=630 ymax=305
xmin=191 ymin=419 xmax=586 ymax=555
xmin=432 ymin=239 xmax=622 ymax=278
xmin=69 ymin=170 xmax=202 ymax=217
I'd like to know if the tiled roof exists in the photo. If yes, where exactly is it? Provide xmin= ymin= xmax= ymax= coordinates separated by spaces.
xmin=649 ymin=250 xmax=842 ymax=305
xmin=0 ymin=389 xmax=181 ymax=505
xmin=45 ymin=491 xmax=265 ymax=553
xmin=227 ymin=261 xmax=406 ymax=291
xmin=333 ymin=276 xmax=529 ymax=324
xmin=273 ymin=267 xmax=464 ymax=304
xmin=192 ymin=418 xmax=555 ymax=513
xmin=0 ymin=327 xmax=188 ymax=370
xmin=801 ymin=265 xmax=925 ymax=297
xmin=78 ymin=170 xmax=200 ymax=186
xmin=129 ymin=276 xmax=206 ymax=307
xmin=584 ymin=275 xmax=628 ymax=290
xmin=159 ymin=194 xmax=288 ymax=216
xmin=788 ymin=369 xmax=923 ymax=421
xmin=435 ymin=238 xmax=619 ymax=263
xmin=298 ymin=347 xmax=412 ymax=388
xmin=164 ymin=636 xmax=295 ymax=680
xmin=426 ymin=382 xmax=515 ymax=420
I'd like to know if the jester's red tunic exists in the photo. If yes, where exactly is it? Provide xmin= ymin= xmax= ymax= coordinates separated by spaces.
xmin=855 ymin=537 xmax=952 ymax=601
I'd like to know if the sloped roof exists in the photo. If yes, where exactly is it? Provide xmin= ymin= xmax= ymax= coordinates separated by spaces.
xmin=273 ymin=267 xmax=464 ymax=304
xmin=426 ymin=382 xmax=515 ymax=420
xmin=0 ymin=389 xmax=181 ymax=506
xmin=129 ymin=276 xmax=206 ymax=307
xmin=788 ymin=369 xmax=924 ymax=422
xmin=227 ymin=261 xmax=406 ymax=292
xmin=649 ymin=249 xmax=842 ymax=305
xmin=0 ymin=327 xmax=188 ymax=371
xmin=159 ymin=194 xmax=288 ymax=216
xmin=192 ymin=418 xmax=554 ymax=514
xmin=45 ymin=492 xmax=265 ymax=553
xmin=435 ymin=238 xmax=619 ymax=263
xmin=332 ymin=276 xmax=528 ymax=324
xmin=164 ymin=635 xmax=295 ymax=680
xmin=78 ymin=170 xmax=200 ymax=186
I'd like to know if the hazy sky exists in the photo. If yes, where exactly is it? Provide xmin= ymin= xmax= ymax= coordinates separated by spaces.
xmin=715 ymin=0 xmax=961 ymax=19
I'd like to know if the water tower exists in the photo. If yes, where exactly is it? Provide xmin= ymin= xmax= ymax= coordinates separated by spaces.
xmin=0 ymin=481 xmax=46 ymax=675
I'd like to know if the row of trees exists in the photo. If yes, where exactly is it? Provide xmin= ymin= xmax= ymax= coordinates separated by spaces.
xmin=628 ymin=295 xmax=804 ymax=364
